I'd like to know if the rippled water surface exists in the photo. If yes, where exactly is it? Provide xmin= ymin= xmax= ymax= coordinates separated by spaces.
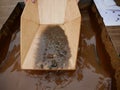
xmin=0 ymin=10 xmax=112 ymax=90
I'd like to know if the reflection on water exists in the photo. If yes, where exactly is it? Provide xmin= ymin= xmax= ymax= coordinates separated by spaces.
xmin=0 ymin=10 xmax=112 ymax=90
xmin=9 ymin=30 xmax=20 ymax=52
xmin=0 ymin=30 xmax=111 ymax=90
xmin=84 ymin=36 xmax=100 ymax=64
xmin=84 ymin=36 xmax=96 ymax=46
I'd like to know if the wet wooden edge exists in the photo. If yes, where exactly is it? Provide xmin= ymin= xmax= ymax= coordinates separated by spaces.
xmin=90 ymin=2 xmax=120 ymax=89
xmin=0 ymin=2 xmax=24 ymax=64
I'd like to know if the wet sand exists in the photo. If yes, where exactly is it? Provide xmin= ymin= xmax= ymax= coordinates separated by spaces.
xmin=0 ymin=8 xmax=112 ymax=90
xmin=34 ymin=26 xmax=71 ymax=69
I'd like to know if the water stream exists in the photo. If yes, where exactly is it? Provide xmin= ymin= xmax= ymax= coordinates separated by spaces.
xmin=0 ymin=9 xmax=112 ymax=90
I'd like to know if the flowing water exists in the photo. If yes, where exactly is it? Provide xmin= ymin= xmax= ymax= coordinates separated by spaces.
xmin=0 ymin=9 xmax=112 ymax=90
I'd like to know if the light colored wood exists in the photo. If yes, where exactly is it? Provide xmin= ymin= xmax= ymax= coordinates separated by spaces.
xmin=21 ymin=18 xmax=39 ymax=65
xmin=21 ymin=0 xmax=81 ymax=70
xmin=65 ymin=0 xmax=80 ymax=22
xmin=21 ymin=0 xmax=40 ymax=65
xmin=21 ymin=0 xmax=39 ymax=24
xmin=61 ymin=17 xmax=81 ymax=69
xmin=38 ymin=0 xmax=67 ymax=24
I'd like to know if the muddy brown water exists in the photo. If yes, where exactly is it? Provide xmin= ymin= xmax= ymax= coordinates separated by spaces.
xmin=0 ymin=4 xmax=115 ymax=90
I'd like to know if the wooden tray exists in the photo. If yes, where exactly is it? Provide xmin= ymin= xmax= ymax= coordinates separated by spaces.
xmin=21 ymin=0 xmax=81 ymax=70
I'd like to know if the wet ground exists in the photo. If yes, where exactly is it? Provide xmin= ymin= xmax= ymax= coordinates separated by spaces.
xmin=0 ymin=7 xmax=113 ymax=90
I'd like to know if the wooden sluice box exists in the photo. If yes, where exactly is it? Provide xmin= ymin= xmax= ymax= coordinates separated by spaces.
xmin=21 ymin=0 xmax=81 ymax=70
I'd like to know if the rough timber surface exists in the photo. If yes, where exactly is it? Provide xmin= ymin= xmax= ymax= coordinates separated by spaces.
xmin=106 ymin=26 xmax=120 ymax=56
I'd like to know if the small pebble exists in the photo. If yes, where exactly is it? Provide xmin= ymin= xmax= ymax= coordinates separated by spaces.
xmin=51 ymin=60 xmax=57 ymax=67
xmin=40 ymin=64 xmax=44 ymax=69
xmin=113 ymin=11 xmax=115 ymax=13
xmin=116 ymin=18 xmax=120 ymax=22
xmin=47 ymin=54 xmax=54 ymax=59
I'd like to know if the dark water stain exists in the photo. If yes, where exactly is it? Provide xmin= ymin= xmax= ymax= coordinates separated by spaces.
xmin=0 ymin=3 xmax=113 ymax=90
xmin=89 ymin=4 xmax=117 ymax=89
xmin=114 ymin=0 xmax=120 ymax=6
xmin=35 ymin=26 xmax=71 ymax=69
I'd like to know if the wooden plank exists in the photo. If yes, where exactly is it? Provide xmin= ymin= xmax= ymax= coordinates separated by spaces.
xmin=60 ymin=18 xmax=81 ymax=69
xmin=21 ymin=18 xmax=39 ymax=65
xmin=65 ymin=0 xmax=80 ymax=22
xmin=106 ymin=26 xmax=120 ymax=56
xmin=38 ymin=0 xmax=67 ymax=24
xmin=21 ymin=0 xmax=39 ymax=24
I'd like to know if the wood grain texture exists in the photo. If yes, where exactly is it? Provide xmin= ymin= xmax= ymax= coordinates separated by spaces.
xmin=21 ymin=0 xmax=81 ymax=70
xmin=21 ymin=18 xmax=39 ymax=65
xmin=38 ymin=0 xmax=67 ymax=24
xmin=107 ymin=26 xmax=120 ymax=56
xmin=21 ymin=0 xmax=40 ymax=24
xmin=65 ymin=0 xmax=80 ymax=22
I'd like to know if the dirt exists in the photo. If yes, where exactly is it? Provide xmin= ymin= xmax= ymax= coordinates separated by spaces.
xmin=35 ymin=26 xmax=71 ymax=69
